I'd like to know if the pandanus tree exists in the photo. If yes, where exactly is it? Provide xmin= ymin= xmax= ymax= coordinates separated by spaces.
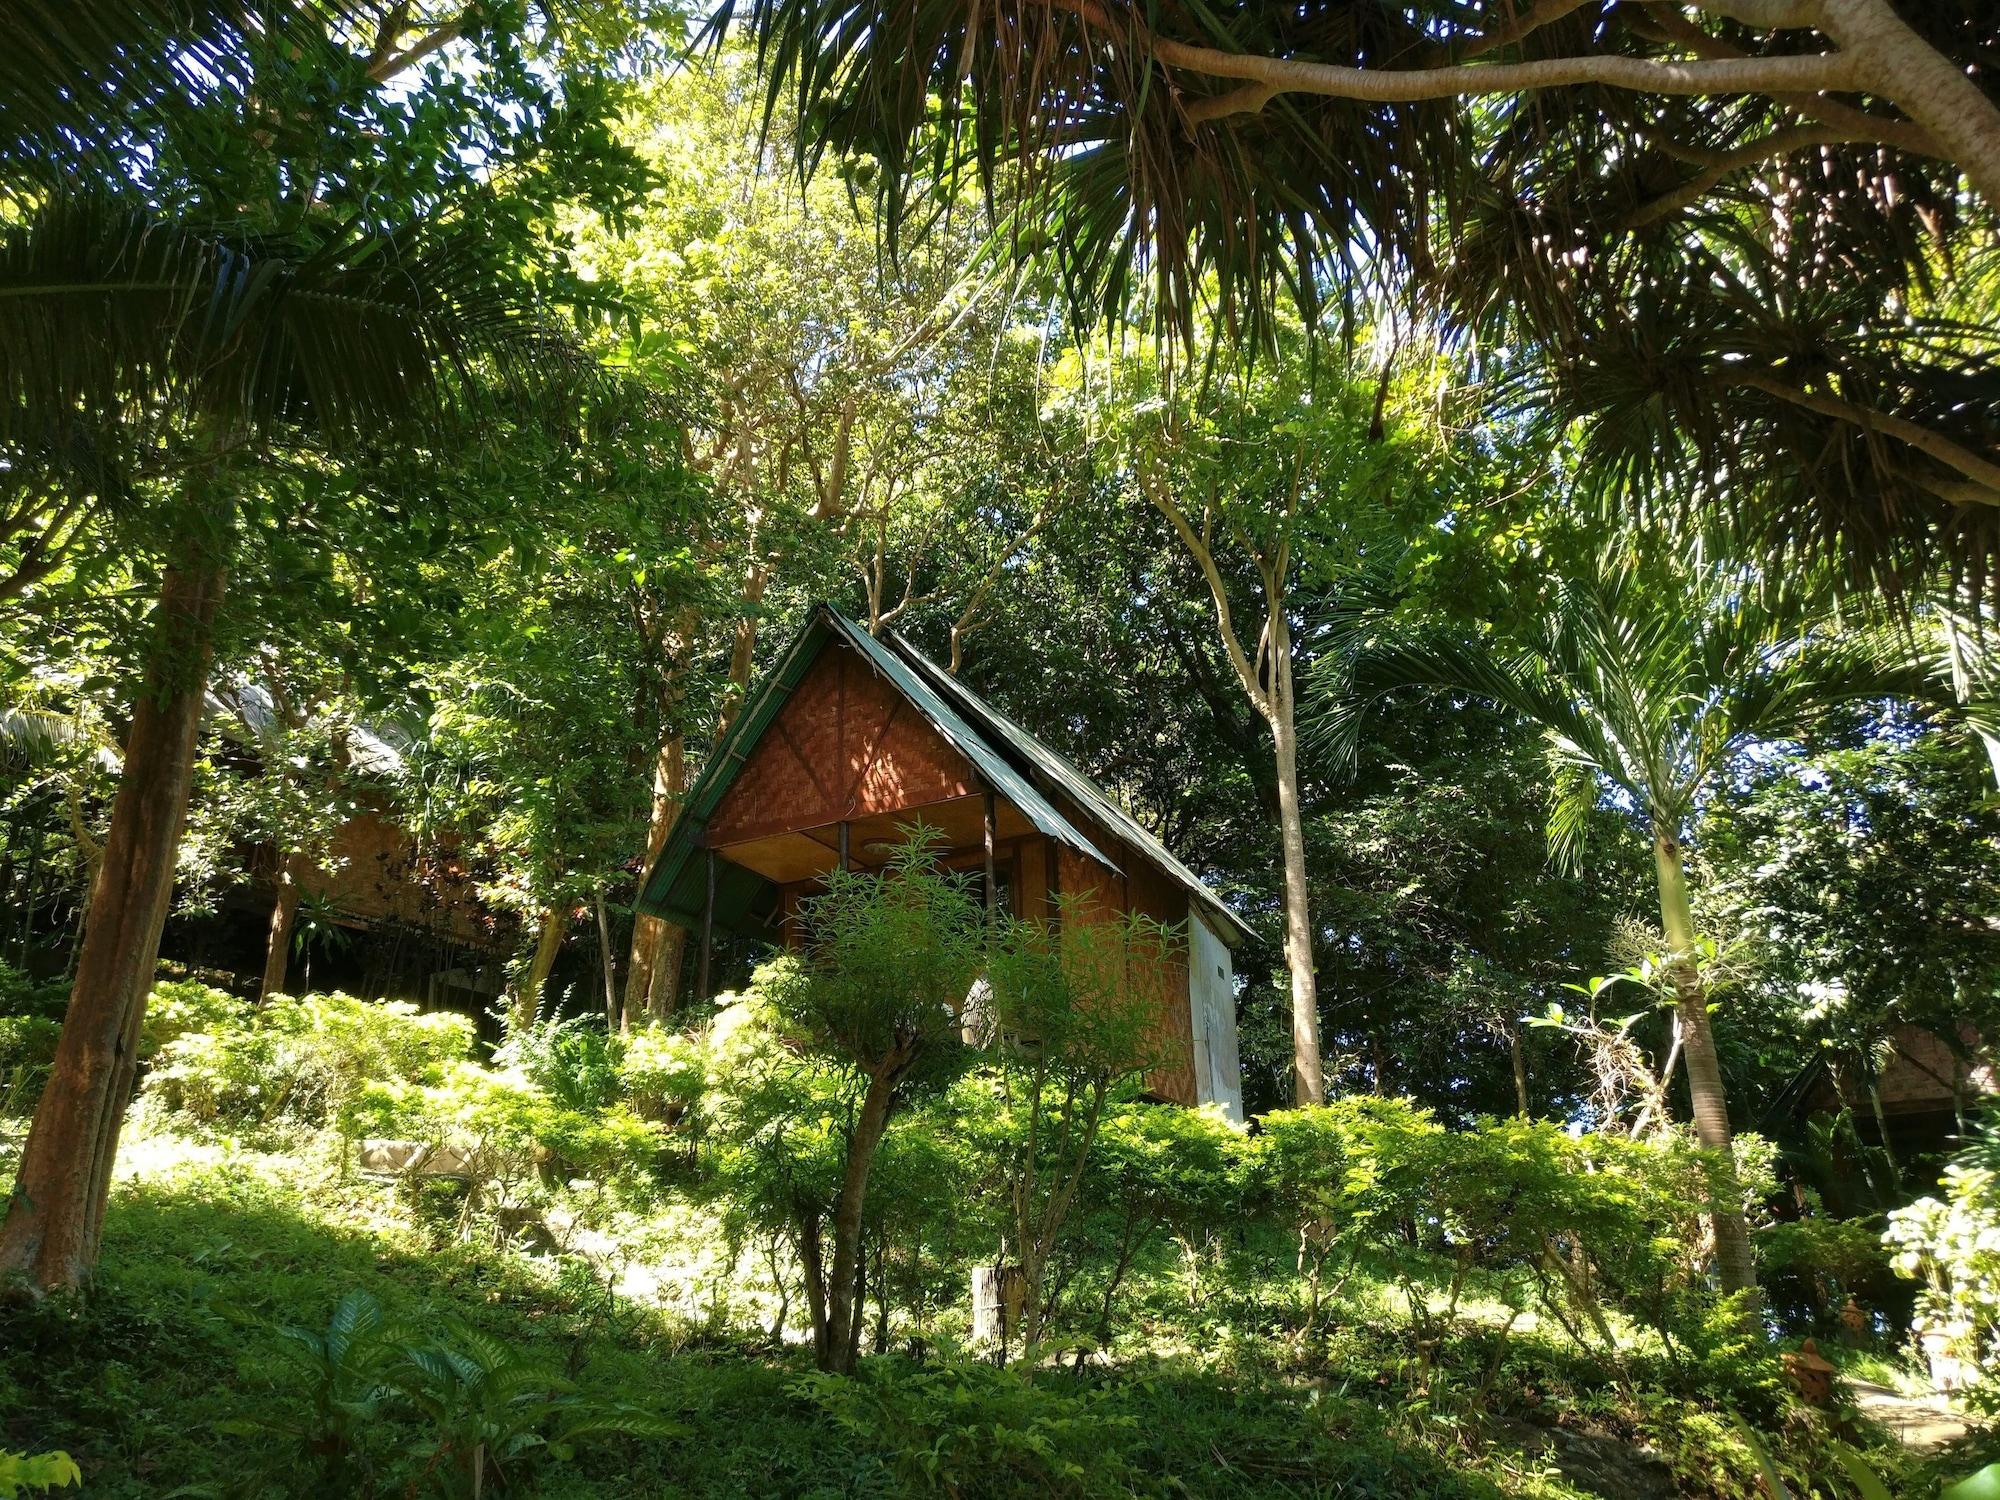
xmin=1315 ymin=548 xmax=1957 ymax=1294
xmin=716 ymin=0 xmax=2000 ymax=597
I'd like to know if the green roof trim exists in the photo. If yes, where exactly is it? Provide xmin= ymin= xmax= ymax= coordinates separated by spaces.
xmin=633 ymin=605 xmax=1251 ymax=949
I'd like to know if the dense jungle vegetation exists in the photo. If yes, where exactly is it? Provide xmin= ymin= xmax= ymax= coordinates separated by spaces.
xmin=5 ymin=1 xmax=2000 ymax=1495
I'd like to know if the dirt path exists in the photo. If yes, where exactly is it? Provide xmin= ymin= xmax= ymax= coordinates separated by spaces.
xmin=1847 ymin=1378 xmax=1971 ymax=1450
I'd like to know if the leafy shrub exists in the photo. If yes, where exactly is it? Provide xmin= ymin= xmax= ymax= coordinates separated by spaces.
xmin=617 ymin=1024 xmax=705 ymax=1125
xmin=349 ymin=1060 xmax=666 ymax=1218
xmin=139 ymin=978 xmax=249 ymax=1058
xmin=246 ymin=1290 xmax=679 ymax=1498
xmin=1888 ymin=1162 xmax=2000 ymax=1395
xmin=1077 ymin=1101 xmax=1250 ymax=1336
xmin=0 ymin=1450 xmax=80 ymax=1498
xmin=0 ymin=959 xmax=70 ymax=1117
xmin=495 ymin=1013 xmax=621 ymax=1113
xmin=142 ymin=991 xmax=474 ymax=1135
xmin=796 ymin=1360 xmax=1140 ymax=1497
xmin=0 ymin=959 xmax=67 ymax=1021
xmin=1758 ymin=1215 xmax=1891 ymax=1313
xmin=1250 ymin=1100 xmax=1720 ymax=1351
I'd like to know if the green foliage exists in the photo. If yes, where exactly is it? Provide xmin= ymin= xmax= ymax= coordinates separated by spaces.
xmin=0 ymin=1451 xmax=79 ymax=1498
xmin=238 ymin=1288 xmax=680 ymax=1498
xmin=1888 ymin=1158 xmax=2000 ymax=1401
xmin=796 ymin=1361 xmax=1141 ymax=1496
xmin=140 ymin=977 xmax=250 ymax=1057
xmin=1256 ymin=1100 xmax=1725 ymax=1350
xmin=142 ymin=990 xmax=473 ymax=1137
xmin=617 ymin=1024 xmax=706 ymax=1126
xmin=1757 ymin=1217 xmax=1890 ymax=1305
xmin=978 ymin=902 xmax=1176 ymax=1347
xmin=495 ymin=1014 xmax=622 ymax=1114
xmin=764 ymin=832 xmax=983 ymax=1089
xmin=0 ymin=1013 xmax=60 ymax=1117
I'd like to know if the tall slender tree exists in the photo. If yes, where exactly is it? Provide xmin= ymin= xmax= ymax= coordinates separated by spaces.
xmin=1317 ymin=546 xmax=1957 ymax=1293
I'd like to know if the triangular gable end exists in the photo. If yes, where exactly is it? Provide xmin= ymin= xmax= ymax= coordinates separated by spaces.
xmin=635 ymin=607 xmax=1113 ymax=935
xmin=705 ymin=639 xmax=981 ymax=846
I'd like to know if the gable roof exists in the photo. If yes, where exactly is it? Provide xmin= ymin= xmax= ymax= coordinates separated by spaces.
xmin=888 ymin=632 xmax=1252 ymax=945
xmin=635 ymin=604 xmax=1250 ymax=945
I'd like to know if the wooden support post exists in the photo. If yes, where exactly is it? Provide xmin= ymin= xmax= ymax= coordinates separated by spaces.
xmin=838 ymin=820 xmax=850 ymax=874
xmin=982 ymin=791 xmax=997 ymax=922
xmin=698 ymin=847 xmax=716 ymax=1000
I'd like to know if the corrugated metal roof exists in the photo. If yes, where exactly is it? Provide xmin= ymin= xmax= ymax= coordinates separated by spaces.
xmin=635 ymin=605 xmax=1251 ymax=948
xmin=889 ymin=632 xmax=1254 ymax=946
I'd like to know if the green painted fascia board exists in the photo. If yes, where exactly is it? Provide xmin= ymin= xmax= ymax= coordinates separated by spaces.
xmin=632 ymin=612 xmax=834 ymax=921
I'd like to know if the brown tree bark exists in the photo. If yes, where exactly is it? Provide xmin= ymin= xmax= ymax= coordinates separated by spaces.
xmin=820 ymin=1063 xmax=900 ymax=1374
xmin=0 ymin=560 xmax=226 ymax=1293
xmin=624 ymin=731 xmax=688 ymax=1025
xmin=1267 ymin=660 xmax=1324 ymax=1104
xmin=511 ymin=905 xmax=568 ymax=1033
xmin=1508 ymin=1021 xmax=1531 ymax=1118
xmin=259 ymin=851 xmax=308 ymax=1001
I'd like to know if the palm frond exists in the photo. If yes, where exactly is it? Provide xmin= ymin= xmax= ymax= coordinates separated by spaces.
xmin=711 ymin=0 xmax=1462 ymax=349
xmin=0 ymin=1 xmax=383 ymax=179
xmin=1312 ymin=544 xmax=1957 ymax=850
xmin=0 ymin=190 xmax=592 ymax=457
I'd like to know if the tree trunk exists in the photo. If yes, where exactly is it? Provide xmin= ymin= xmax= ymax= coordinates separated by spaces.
xmin=259 ymin=851 xmax=308 ymax=1001
xmin=1652 ymin=826 xmax=1758 ymax=1298
xmin=821 ymin=1065 xmax=898 ymax=1374
xmin=1267 ymin=664 xmax=1324 ymax=1105
xmin=0 ymin=560 xmax=226 ymax=1292
xmin=593 ymin=889 xmax=618 ymax=1032
xmin=1508 ymin=1020 xmax=1531 ymax=1118
xmin=511 ymin=906 xmax=567 ymax=1033
xmin=716 ymin=561 xmax=770 ymax=738
xmin=799 ymin=1216 xmax=829 ymax=1364
xmin=624 ymin=731 xmax=687 ymax=1024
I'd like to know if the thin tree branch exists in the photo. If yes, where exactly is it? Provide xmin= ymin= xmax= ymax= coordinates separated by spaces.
xmin=367 ymin=17 xmax=464 ymax=83
xmin=1141 ymin=465 xmax=1270 ymax=717
xmin=1621 ymin=121 xmax=1901 ymax=228
xmin=1455 ymin=0 xmax=1601 ymax=62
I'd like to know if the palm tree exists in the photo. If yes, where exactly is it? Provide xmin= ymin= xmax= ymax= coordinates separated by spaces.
xmin=1315 ymin=549 xmax=1955 ymax=1295
xmin=0 ymin=192 xmax=576 ymax=1294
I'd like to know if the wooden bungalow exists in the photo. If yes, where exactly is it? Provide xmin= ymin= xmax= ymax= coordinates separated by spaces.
xmin=635 ymin=605 xmax=1248 ymax=1118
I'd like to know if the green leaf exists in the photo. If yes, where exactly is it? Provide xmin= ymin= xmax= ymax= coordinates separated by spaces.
xmin=1943 ymin=1463 xmax=2000 ymax=1500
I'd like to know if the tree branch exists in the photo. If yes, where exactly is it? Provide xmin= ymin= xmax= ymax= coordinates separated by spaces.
xmin=1732 ymin=370 xmax=2000 ymax=504
xmin=1141 ymin=465 xmax=1270 ymax=717
xmin=1626 ymin=8 xmax=1942 ymax=158
xmin=366 ymin=17 xmax=464 ymax=83
xmin=1454 ymin=0 xmax=1601 ymax=62
xmin=1146 ymin=28 xmax=1857 ymax=112
xmin=949 ymin=502 xmax=1060 ymax=674
xmin=1620 ymin=120 xmax=1902 ymax=228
